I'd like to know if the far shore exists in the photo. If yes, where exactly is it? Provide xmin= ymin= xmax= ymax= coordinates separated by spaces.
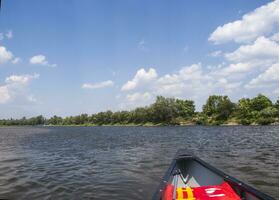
xmin=1 ymin=122 xmax=279 ymax=128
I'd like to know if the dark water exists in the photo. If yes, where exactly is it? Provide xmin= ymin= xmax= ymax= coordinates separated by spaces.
xmin=0 ymin=126 xmax=278 ymax=199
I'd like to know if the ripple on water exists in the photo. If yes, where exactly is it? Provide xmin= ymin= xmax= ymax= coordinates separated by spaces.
xmin=0 ymin=126 xmax=278 ymax=199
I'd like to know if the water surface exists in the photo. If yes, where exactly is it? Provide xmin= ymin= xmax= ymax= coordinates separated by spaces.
xmin=0 ymin=126 xmax=278 ymax=199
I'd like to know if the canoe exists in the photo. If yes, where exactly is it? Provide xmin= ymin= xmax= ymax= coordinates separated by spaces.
xmin=152 ymin=149 xmax=275 ymax=200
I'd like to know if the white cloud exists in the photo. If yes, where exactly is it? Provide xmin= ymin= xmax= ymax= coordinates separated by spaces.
xmin=245 ymin=63 xmax=279 ymax=88
xmin=119 ymin=92 xmax=153 ymax=109
xmin=5 ymin=30 xmax=13 ymax=39
xmin=82 ymin=80 xmax=114 ymax=89
xmin=118 ymin=1 xmax=279 ymax=110
xmin=119 ymin=64 xmax=245 ymax=109
xmin=0 ymin=33 xmax=4 ymax=41
xmin=209 ymin=0 xmax=279 ymax=44
xmin=5 ymin=74 xmax=39 ymax=85
xmin=121 ymin=68 xmax=157 ymax=91
xmin=29 ymin=54 xmax=57 ymax=67
xmin=126 ymin=92 xmax=152 ymax=102
xmin=225 ymin=37 xmax=279 ymax=62
xmin=30 ymin=55 xmax=46 ymax=65
xmin=154 ymin=63 xmax=210 ymax=96
xmin=215 ymin=78 xmax=242 ymax=91
xmin=217 ymin=62 xmax=253 ymax=76
xmin=0 ymin=46 xmax=13 ymax=64
xmin=0 ymin=74 xmax=39 ymax=104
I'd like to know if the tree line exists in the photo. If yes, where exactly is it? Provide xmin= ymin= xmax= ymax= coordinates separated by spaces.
xmin=1 ymin=94 xmax=279 ymax=126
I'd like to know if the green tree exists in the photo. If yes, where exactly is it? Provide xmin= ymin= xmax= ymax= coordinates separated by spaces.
xmin=250 ymin=94 xmax=272 ymax=111
xmin=151 ymin=96 xmax=179 ymax=123
xmin=48 ymin=115 xmax=63 ymax=125
xmin=175 ymin=99 xmax=195 ymax=118
xmin=202 ymin=95 xmax=235 ymax=121
xmin=235 ymin=98 xmax=254 ymax=124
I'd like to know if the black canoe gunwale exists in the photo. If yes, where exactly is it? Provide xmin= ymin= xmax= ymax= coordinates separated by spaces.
xmin=152 ymin=149 xmax=275 ymax=200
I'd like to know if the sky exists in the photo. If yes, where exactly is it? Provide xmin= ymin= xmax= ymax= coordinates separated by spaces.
xmin=1 ymin=0 xmax=279 ymax=118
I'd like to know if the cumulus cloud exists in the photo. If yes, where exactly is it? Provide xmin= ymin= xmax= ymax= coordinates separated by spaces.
xmin=154 ymin=64 xmax=211 ymax=96
xmin=119 ymin=64 xmax=245 ymax=109
xmin=218 ymin=63 xmax=253 ymax=75
xmin=5 ymin=74 xmax=40 ymax=85
xmin=119 ymin=92 xmax=153 ymax=109
xmin=0 ymin=46 xmax=13 ymax=64
xmin=0 ymin=74 xmax=39 ymax=104
xmin=126 ymin=92 xmax=152 ymax=102
xmin=209 ymin=0 xmax=279 ymax=44
xmin=117 ymin=1 xmax=279 ymax=109
xmin=225 ymin=37 xmax=279 ymax=62
xmin=121 ymin=68 xmax=157 ymax=91
xmin=30 ymin=54 xmax=57 ymax=67
xmin=245 ymin=63 xmax=279 ymax=88
xmin=82 ymin=80 xmax=114 ymax=89
xmin=207 ymin=1 xmax=279 ymax=95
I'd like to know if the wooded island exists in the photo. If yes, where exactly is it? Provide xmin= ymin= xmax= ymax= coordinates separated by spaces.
xmin=1 ymin=94 xmax=279 ymax=126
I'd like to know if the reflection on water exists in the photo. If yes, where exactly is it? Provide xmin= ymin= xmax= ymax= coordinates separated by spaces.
xmin=0 ymin=126 xmax=278 ymax=199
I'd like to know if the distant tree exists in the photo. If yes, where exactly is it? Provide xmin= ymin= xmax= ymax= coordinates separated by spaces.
xmin=259 ymin=107 xmax=277 ymax=118
xmin=151 ymin=96 xmax=179 ymax=123
xmin=175 ymin=99 xmax=195 ymax=118
xmin=203 ymin=95 xmax=219 ymax=117
xmin=48 ymin=115 xmax=63 ymax=125
xmin=0 ymin=94 xmax=277 ymax=126
xmin=131 ymin=107 xmax=147 ymax=124
xmin=93 ymin=111 xmax=113 ymax=125
xmin=79 ymin=114 xmax=89 ymax=124
xmin=235 ymin=98 xmax=253 ymax=124
xmin=274 ymin=97 xmax=279 ymax=111
xmin=35 ymin=115 xmax=45 ymax=125
xmin=250 ymin=94 xmax=272 ymax=111
xmin=202 ymin=95 xmax=235 ymax=121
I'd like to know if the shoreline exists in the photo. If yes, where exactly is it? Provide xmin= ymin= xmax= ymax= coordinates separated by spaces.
xmin=1 ymin=123 xmax=279 ymax=128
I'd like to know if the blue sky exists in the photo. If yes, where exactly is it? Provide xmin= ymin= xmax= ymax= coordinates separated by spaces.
xmin=1 ymin=0 xmax=279 ymax=118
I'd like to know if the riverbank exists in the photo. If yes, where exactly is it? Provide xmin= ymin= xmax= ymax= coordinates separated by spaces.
xmin=1 ymin=121 xmax=278 ymax=127
xmin=1 ymin=95 xmax=279 ymax=127
xmin=2 ymin=120 xmax=279 ymax=127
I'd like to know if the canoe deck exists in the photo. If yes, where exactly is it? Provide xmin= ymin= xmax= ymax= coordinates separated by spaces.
xmin=152 ymin=149 xmax=275 ymax=200
xmin=174 ymin=159 xmax=224 ymax=188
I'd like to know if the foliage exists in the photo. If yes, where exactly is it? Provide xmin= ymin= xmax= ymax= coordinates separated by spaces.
xmin=250 ymin=94 xmax=272 ymax=111
xmin=202 ymin=95 xmax=235 ymax=121
xmin=0 ymin=94 xmax=278 ymax=126
xmin=256 ymin=117 xmax=275 ymax=125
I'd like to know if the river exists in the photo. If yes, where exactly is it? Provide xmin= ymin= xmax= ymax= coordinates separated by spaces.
xmin=0 ymin=126 xmax=278 ymax=199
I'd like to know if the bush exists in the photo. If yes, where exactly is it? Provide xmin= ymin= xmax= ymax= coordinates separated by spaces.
xmin=256 ymin=117 xmax=275 ymax=125
xmin=194 ymin=114 xmax=208 ymax=125
xmin=240 ymin=119 xmax=252 ymax=125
